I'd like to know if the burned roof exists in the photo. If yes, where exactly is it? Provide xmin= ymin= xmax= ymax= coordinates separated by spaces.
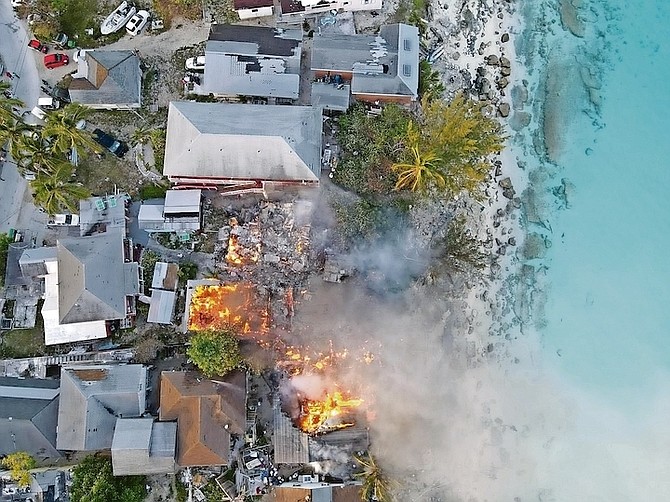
xmin=208 ymin=24 xmax=301 ymax=58
xmin=159 ymin=370 xmax=246 ymax=467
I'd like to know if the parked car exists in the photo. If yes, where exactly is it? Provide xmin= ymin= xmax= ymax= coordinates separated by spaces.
xmin=28 ymin=39 xmax=49 ymax=54
xmin=185 ymin=55 xmax=205 ymax=72
xmin=52 ymin=33 xmax=69 ymax=48
xmin=30 ymin=106 xmax=47 ymax=120
xmin=126 ymin=10 xmax=150 ymax=36
xmin=93 ymin=128 xmax=128 ymax=158
xmin=48 ymin=214 xmax=80 ymax=226
xmin=38 ymin=97 xmax=59 ymax=110
xmin=44 ymin=53 xmax=69 ymax=69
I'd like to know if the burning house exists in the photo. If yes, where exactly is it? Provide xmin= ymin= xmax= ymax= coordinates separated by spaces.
xmin=183 ymin=279 xmax=269 ymax=334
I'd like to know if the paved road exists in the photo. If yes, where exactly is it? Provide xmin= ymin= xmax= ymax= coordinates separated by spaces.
xmin=0 ymin=0 xmax=39 ymax=234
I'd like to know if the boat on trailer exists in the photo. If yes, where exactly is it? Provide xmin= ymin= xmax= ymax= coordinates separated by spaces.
xmin=100 ymin=1 xmax=136 ymax=35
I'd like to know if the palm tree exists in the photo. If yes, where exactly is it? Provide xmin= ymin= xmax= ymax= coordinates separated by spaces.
xmin=354 ymin=454 xmax=396 ymax=502
xmin=30 ymin=162 xmax=90 ymax=214
xmin=40 ymin=103 xmax=98 ymax=155
xmin=392 ymin=122 xmax=445 ymax=192
xmin=0 ymin=81 xmax=23 ymax=123
xmin=0 ymin=117 xmax=33 ymax=161
xmin=12 ymin=134 xmax=62 ymax=177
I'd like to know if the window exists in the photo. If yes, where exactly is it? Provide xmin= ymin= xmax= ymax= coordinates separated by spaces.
xmin=402 ymin=64 xmax=412 ymax=77
xmin=403 ymin=39 xmax=411 ymax=51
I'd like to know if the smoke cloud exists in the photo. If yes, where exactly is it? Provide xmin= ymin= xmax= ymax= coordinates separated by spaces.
xmin=292 ymin=191 xmax=670 ymax=502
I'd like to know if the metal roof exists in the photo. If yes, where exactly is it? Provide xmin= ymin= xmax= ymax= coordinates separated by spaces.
xmin=69 ymin=50 xmax=142 ymax=109
xmin=111 ymin=418 xmax=176 ymax=475
xmin=163 ymin=102 xmax=321 ymax=183
xmin=272 ymin=397 xmax=309 ymax=464
xmin=147 ymin=289 xmax=176 ymax=324
xmin=151 ymin=262 xmax=179 ymax=290
xmin=164 ymin=189 xmax=202 ymax=214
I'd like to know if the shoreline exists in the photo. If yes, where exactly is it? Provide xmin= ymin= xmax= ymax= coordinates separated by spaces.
xmin=423 ymin=0 xmax=536 ymax=368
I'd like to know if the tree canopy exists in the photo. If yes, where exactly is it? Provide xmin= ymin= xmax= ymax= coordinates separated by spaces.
xmin=70 ymin=455 xmax=146 ymax=502
xmin=1 ymin=451 xmax=36 ymax=488
xmin=0 ymin=97 xmax=95 ymax=214
xmin=187 ymin=329 xmax=243 ymax=377
xmin=392 ymin=94 xmax=505 ymax=197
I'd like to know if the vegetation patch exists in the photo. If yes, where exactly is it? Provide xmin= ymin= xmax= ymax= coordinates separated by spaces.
xmin=187 ymin=329 xmax=243 ymax=377
xmin=70 ymin=455 xmax=146 ymax=502
xmin=333 ymin=104 xmax=411 ymax=196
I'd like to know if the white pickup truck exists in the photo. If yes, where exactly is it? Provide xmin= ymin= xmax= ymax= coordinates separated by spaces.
xmin=47 ymin=214 xmax=80 ymax=226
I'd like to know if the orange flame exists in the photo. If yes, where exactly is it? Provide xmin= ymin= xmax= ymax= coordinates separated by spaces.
xmin=225 ymin=218 xmax=261 ymax=266
xmin=188 ymin=283 xmax=265 ymax=334
xmin=298 ymin=391 xmax=364 ymax=434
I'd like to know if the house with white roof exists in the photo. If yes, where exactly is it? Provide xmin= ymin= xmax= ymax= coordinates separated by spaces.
xmin=163 ymin=101 xmax=321 ymax=194
xmin=137 ymin=189 xmax=202 ymax=233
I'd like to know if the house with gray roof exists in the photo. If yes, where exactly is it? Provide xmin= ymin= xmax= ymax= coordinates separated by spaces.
xmin=0 ymin=377 xmax=60 ymax=461
xmin=68 ymin=50 xmax=142 ymax=110
xmin=163 ymin=101 xmax=321 ymax=193
xmin=36 ymin=227 xmax=140 ymax=345
xmin=56 ymin=364 xmax=147 ymax=451
xmin=201 ymin=25 xmax=302 ymax=101
xmin=31 ymin=470 xmax=66 ymax=502
xmin=111 ymin=418 xmax=177 ymax=475
xmin=311 ymin=24 xmax=419 ymax=104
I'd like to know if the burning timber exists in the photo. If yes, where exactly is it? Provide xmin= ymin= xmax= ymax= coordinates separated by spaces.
xmin=183 ymin=279 xmax=269 ymax=334
xmin=298 ymin=391 xmax=364 ymax=435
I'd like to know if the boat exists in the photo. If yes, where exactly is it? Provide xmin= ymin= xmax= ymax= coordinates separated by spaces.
xmin=100 ymin=1 xmax=137 ymax=35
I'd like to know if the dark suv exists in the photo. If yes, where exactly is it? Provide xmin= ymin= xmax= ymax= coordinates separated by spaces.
xmin=93 ymin=128 xmax=129 ymax=158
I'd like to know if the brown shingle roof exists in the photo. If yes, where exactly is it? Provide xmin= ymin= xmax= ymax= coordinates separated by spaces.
xmin=159 ymin=371 xmax=246 ymax=467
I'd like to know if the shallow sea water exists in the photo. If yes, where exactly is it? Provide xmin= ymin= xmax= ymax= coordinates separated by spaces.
xmin=511 ymin=0 xmax=670 ymax=498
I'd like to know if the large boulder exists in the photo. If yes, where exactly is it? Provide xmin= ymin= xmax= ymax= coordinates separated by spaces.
xmin=498 ymin=102 xmax=511 ymax=118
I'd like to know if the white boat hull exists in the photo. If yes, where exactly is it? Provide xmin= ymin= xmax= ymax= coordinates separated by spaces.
xmin=100 ymin=1 xmax=137 ymax=35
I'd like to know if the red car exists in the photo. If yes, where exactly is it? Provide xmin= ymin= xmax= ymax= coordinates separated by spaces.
xmin=28 ymin=39 xmax=49 ymax=54
xmin=43 ymin=53 xmax=69 ymax=69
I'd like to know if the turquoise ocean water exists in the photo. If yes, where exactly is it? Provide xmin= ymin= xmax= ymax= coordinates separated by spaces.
xmin=512 ymin=0 xmax=670 ymax=498
xmin=535 ymin=0 xmax=670 ymax=406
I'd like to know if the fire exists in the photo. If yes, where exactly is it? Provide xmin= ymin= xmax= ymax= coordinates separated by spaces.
xmin=225 ymin=218 xmax=261 ymax=266
xmin=188 ymin=283 xmax=265 ymax=333
xmin=298 ymin=391 xmax=364 ymax=434
xmin=280 ymin=345 xmax=349 ymax=375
